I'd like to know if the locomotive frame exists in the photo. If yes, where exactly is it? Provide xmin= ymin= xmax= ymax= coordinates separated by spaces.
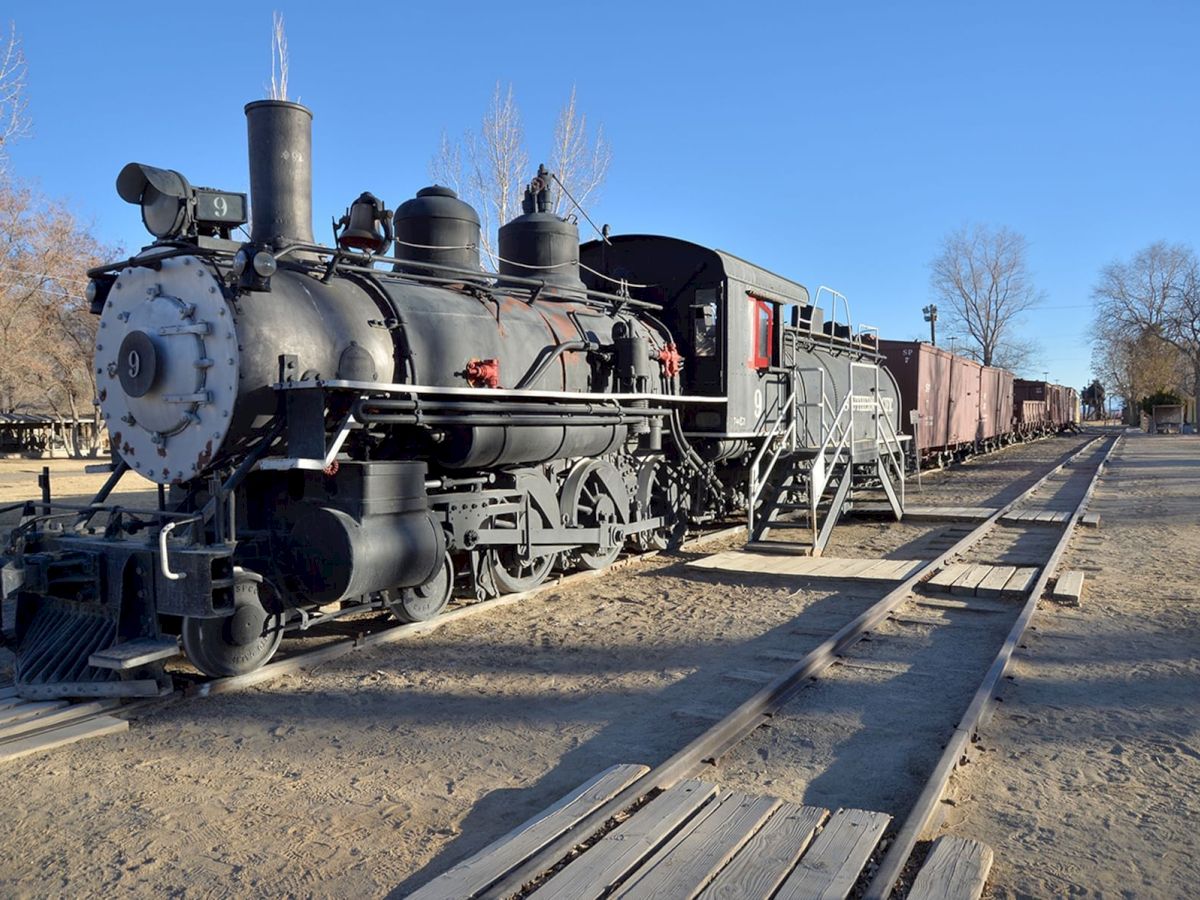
xmin=1 ymin=99 xmax=906 ymax=697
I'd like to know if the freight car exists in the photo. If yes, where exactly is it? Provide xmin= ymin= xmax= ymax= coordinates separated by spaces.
xmin=0 ymin=100 xmax=904 ymax=697
xmin=880 ymin=341 xmax=1075 ymax=467
xmin=1014 ymin=379 xmax=1080 ymax=437
xmin=879 ymin=340 xmax=1014 ymax=466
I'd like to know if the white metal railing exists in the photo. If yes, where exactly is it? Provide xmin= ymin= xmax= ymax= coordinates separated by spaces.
xmin=748 ymin=380 xmax=800 ymax=533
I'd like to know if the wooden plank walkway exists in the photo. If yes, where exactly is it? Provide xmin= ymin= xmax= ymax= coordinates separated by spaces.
xmin=407 ymin=764 xmax=649 ymax=900
xmin=924 ymin=563 xmax=1039 ymax=600
xmin=999 ymin=509 xmax=1071 ymax=525
xmin=410 ymin=768 xmax=893 ymax=899
xmin=852 ymin=504 xmax=997 ymax=522
xmin=0 ymin=693 xmax=130 ymax=765
xmin=689 ymin=551 xmax=924 ymax=583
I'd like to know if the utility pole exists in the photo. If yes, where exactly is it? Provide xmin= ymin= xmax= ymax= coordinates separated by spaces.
xmin=922 ymin=304 xmax=938 ymax=345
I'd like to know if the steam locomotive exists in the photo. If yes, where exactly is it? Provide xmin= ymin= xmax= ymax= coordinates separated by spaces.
xmin=1 ymin=100 xmax=904 ymax=697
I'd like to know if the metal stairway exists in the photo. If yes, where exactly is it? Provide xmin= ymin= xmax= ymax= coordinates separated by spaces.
xmin=747 ymin=358 xmax=905 ymax=557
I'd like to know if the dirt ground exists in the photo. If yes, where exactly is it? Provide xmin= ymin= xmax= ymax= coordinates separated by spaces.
xmin=0 ymin=433 xmax=1191 ymax=898
xmin=937 ymin=432 xmax=1200 ymax=898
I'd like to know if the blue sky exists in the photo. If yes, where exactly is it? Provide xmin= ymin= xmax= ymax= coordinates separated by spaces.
xmin=8 ymin=1 xmax=1198 ymax=391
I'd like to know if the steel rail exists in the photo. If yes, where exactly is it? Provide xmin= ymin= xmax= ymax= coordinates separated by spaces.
xmin=479 ymin=433 xmax=1104 ymax=900
xmin=863 ymin=431 xmax=1121 ymax=899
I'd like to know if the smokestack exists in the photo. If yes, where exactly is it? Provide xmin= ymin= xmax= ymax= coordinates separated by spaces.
xmin=244 ymin=100 xmax=314 ymax=248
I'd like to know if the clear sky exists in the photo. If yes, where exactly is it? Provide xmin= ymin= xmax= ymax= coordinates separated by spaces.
xmin=7 ymin=1 xmax=1198 ymax=391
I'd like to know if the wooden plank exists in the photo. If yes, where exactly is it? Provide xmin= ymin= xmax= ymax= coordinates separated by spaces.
xmin=1053 ymin=570 xmax=1086 ymax=606
xmin=974 ymin=565 xmax=1017 ymax=599
xmin=854 ymin=560 xmax=905 ymax=580
xmin=615 ymin=793 xmax=781 ymax=899
xmin=699 ymin=803 xmax=828 ymax=900
xmin=1080 ymin=512 xmax=1101 ymax=528
xmin=0 ymin=715 xmax=127 ymax=764
xmin=773 ymin=808 xmax=891 ymax=900
xmin=407 ymin=764 xmax=650 ymax=900
xmin=950 ymin=565 xmax=991 ymax=597
xmin=536 ymin=780 xmax=720 ymax=900
xmin=0 ymin=699 xmax=120 ymax=744
xmin=0 ymin=700 xmax=68 ymax=727
xmin=0 ymin=697 xmax=25 ymax=711
xmin=907 ymin=836 xmax=994 ymax=900
xmin=0 ymin=686 xmax=18 ymax=701
xmin=816 ymin=559 xmax=877 ymax=580
xmin=884 ymin=559 xmax=927 ymax=580
xmin=926 ymin=564 xmax=969 ymax=590
xmin=1035 ymin=511 xmax=1060 ymax=523
xmin=1001 ymin=567 xmax=1039 ymax=598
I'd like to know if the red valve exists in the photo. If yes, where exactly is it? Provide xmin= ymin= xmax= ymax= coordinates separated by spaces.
xmin=657 ymin=343 xmax=684 ymax=378
xmin=465 ymin=358 xmax=501 ymax=388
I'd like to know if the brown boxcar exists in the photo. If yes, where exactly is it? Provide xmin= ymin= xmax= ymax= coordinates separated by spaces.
xmin=881 ymin=340 xmax=998 ymax=462
xmin=879 ymin=340 xmax=951 ymax=457
xmin=1014 ymin=379 xmax=1077 ymax=433
xmin=979 ymin=365 xmax=1014 ymax=444
xmin=947 ymin=353 xmax=983 ymax=445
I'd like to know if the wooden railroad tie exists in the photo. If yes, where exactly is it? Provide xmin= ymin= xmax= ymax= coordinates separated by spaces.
xmin=1051 ymin=570 xmax=1086 ymax=606
xmin=907 ymin=835 xmax=994 ymax=900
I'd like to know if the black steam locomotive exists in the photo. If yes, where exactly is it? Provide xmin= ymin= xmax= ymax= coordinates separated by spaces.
xmin=2 ymin=101 xmax=904 ymax=697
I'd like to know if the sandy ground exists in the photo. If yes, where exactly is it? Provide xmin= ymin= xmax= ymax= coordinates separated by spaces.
xmin=937 ymin=432 xmax=1200 ymax=899
xmin=2 ymin=433 xmax=1186 ymax=898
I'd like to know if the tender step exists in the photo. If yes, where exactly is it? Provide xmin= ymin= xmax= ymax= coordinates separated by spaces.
xmin=88 ymin=636 xmax=181 ymax=671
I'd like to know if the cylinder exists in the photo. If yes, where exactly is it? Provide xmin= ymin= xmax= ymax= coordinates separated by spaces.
xmin=287 ymin=506 xmax=445 ymax=604
xmin=245 ymin=100 xmax=314 ymax=247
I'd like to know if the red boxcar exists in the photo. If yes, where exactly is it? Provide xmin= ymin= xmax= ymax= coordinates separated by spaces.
xmin=880 ymin=340 xmax=1009 ymax=464
xmin=979 ymin=365 xmax=1014 ymax=444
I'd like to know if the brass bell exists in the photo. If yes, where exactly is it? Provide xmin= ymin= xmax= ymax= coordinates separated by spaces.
xmin=335 ymin=192 xmax=393 ymax=253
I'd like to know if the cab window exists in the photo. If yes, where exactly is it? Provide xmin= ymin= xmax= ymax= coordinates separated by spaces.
xmin=752 ymin=299 xmax=773 ymax=369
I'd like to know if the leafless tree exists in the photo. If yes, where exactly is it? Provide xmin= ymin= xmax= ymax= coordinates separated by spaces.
xmin=1092 ymin=241 xmax=1200 ymax=421
xmin=267 ymin=11 xmax=290 ymax=101
xmin=0 ymin=22 xmax=30 ymax=175
xmin=549 ymin=86 xmax=611 ymax=217
xmin=431 ymin=84 xmax=527 ymax=266
xmin=0 ymin=181 xmax=113 ymax=454
xmin=431 ymin=83 xmax=610 ymax=267
xmin=929 ymin=224 xmax=1043 ymax=368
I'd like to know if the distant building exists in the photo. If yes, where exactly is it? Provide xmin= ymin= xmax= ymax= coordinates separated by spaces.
xmin=0 ymin=414 xmax=102 ymax=457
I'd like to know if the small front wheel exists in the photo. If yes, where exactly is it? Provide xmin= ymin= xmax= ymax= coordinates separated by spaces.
xmin=181 ymin=574 xmax=284 ymax=677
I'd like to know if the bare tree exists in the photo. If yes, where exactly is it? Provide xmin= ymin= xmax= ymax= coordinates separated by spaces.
xmin=1092 ymin=241 xmax=1200 ymax=421
xmin=0 ymin=180 xmax=114 ymax=454
xmin=267 ymin=11 xmax=289 ymax=101
xmin=0 ymin=22 xmax=30 ymax=175
xmin=431 ymin=83 xmax=610 ymax=267
xmin=549 ymin=86 xmax=611 ymax=217
xmin=929 ymin=224 xmax=1043 ymax=367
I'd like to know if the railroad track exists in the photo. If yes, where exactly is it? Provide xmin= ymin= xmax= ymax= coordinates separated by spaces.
xmin=0 ymin=522 xmax=747 ymax=763
xmin=407 ymin=430 xmax=1120 ymax=899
